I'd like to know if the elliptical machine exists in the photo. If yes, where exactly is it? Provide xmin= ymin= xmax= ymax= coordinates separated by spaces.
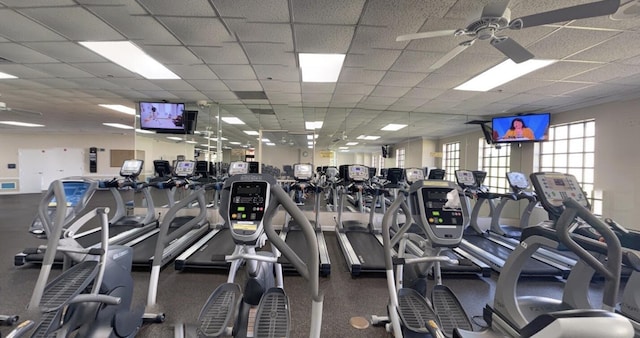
xmin=174 ymin=172 xmax=323 ymax=338
xmin=10 ymin=179 xmax=141 ymax=338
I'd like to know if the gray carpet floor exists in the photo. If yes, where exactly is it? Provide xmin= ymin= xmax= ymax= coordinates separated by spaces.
xmin=0 ymin=190 xmax=613 ymax=337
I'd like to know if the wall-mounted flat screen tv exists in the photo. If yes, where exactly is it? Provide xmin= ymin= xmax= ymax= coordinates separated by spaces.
xmin=492 ymin=113 xmax=550 ymax=143
xmin=139 ymin=102 xmax=186 ymax=134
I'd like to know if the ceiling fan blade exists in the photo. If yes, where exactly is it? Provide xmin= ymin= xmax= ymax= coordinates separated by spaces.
xmin=482 ymin=0 xmax=511 ymax=18
xmin=490 ymin=37 xmax=534 ymax=63
xmin=510 ymin=0 xmax=621 ymax=29
xmin=396 ymin=30 xmax=457 ymax=42
xmin=429 ymin=40 xmax=474 ymax=70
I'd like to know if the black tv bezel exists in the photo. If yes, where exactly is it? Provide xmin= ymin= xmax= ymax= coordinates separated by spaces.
xmin=491 ymin=113 xmax=551 ymax=144
xmin=139 ymin=101 xmax=187 ymax=134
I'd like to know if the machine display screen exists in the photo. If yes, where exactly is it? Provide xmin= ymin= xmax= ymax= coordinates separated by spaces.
xmin=507 ymin=172 xmax=528 ymax=189
xmin=294 ymin=164 xmax=313 ymax=180
xmin=421 ymin=188 xmax=462 ymax=226
xmin=533 ymin=173 xmax=588 ymax=208
xmin=228 ymin=161 xmax=249 ymax=176
xmin=174 ymin=160 xmax=195 ymax=177
xmin=455 ymin=170 xmax=476 ymax=187
xmin=120 ymin=159 xmax=143 ymax=177
xmin=229 ymin=181 xmax=268 ymax=232
xmin=405 ymin=168 xmax=424 ymax=182
xmin=348 ymin=165 xmax=368 ymax=181
xmin=50 ymin=181 xmax=91 ymax=207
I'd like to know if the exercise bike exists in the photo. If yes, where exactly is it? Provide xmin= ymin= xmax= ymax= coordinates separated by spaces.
xmin=9 ymin=179 xmax=142 ymax=338
xmin=174 ymin=172 xmax=323 ymax=338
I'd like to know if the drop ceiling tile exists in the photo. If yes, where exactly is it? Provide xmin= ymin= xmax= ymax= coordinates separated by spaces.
xmin=569 ymin=32 xmax=640 ymax=63
xmin=105 ymin=78 xmax=164 ymax=91
xmin=370 ymin=86 xmax=411 ymax=98
xmin=526 ymin=81 xmax=590 ymax=96
xmin=500 ymin=93 xmax=551 ymax=105
xmin=402 ymin=87 xmax=445 ymax=100
xmin=414 ymin=100 xmax=459 ymax=113
xmin=69 ymin=77 xmax=127 ymax=90
xmin=0 ymin=43 xmax=59 ymax=64
xmin=344 ymin=50 xmax=402 ymax=70
xmin=255 ymin=65 xmax=299 ymax=82
xmin=18 ymin=7 xmax=124 ymax=40
xmin=94 ymin=10 xmax=179 ymax=44
xmin=301 ymin=83 xmax=336 ymax=94
xmin=70 ymin=63 xmax=136 ymax=78
xmin=302 ymin=93 xmax=333 ymax=104
xmin=243 ymin=43 xmax=294 ymax=66
xmin=565 ymin=83 xmax=636 ymax=99
xmin=170 ymin=90 xmax=211 ymax=101
xmin=191 ymin=44 xmax=249 ymax=64
xmin=527 ymin=28 xmax=620 ymax=60
xmin=143 ymin=45 xmax=201 ymax=65
xmin=494 ymin=78 xmax=553 ymax=94
xmin=417 ymin=73 xmax=467 ymax=89
xmin=137 ymin=0 xmax=215 ymax=16
xmin=523 ymin=61 xmax=604 ymax=81
xmin=0 ymin=0 xmax=74 ymax=7
xmin=565 ymin=63 xmax=640 ymax=83
xmin=605 ymin=72 xmax=640 ymax=86
xmin=266 ymin=92 xmax=301 ymax=103
xmin=362 ymin=0 xmax=454 ymax=27
xmin=0 ymin=9 xmax=65 ymax=41
xmin=335 ymin=83 xmax=375 ymax=95
xmin=292 ymin=0 xmax=364 ymax=24
xmin=27 ymin=63 xmax=96 ymax=78
xmin=215 ymin=0 xmax=289 ymax=22
xmin=227 ymin=20 xmax=293 ymax=47
xmin=295 ymin=23 xmax=355 ymax=53
xmin=136 ymin=90 xmax=180 ymax=99
xmin=261 ymin=81 xmax=300 ymax=93
xmin=210 ymin=65 xmax=256 ymax=80
xmin=391 ymin=50 xmax=443 ymax=72
xmin=331 ymin=94 xmax=364 ymax=103
xmin=169 ymin=65 xmax=218 ymax=80
xmin=338 ymin=68 xmax=386 ymax=85
xmin=349 ymin=26 xmax=409 ymax=53
xmin=159 ymin=17 xmax=232 ymax=46
xmin=432 ymin=52 xmax=504 ymax=77
xmin=222 ymin=80 xmax=263 ymax=91
xmin=433 ymin=90 xmax=478 ymax=102
xmin=23 ymin=42 xmax=107 ymax=63
xmin=153 ymin=80 xmax=197 ymax=91
xmin=30 ymin=78 xmax=81 ymax=88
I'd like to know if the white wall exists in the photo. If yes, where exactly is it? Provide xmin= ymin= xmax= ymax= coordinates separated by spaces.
xmin=135 ymin=136 xmax=195 ymax=177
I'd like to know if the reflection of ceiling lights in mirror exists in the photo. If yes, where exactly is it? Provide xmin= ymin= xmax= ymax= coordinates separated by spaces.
xmin=244 ymin=130 xmax=259 ymax=135
xmin=266 ymin=143 xmax=276 ymax=146
xmin=135 ymin=129 xmax=154 ymax=134
xmin=339 ymin=146 xmax=348 ymax=149
xmin=305 ymin=121 xmax=323 ymax=130
xmin=99 ymin=104 xmax=136 ymax=115
xmin=261 ymin=138 xmax=270 ymax=142
xmin=346 ymin=142 xmax=359 ymax=146
xmin=221 ymin=117 xmax=245 ymax=124
xmin=357 ymin=135 xmax=380 ymax=140
xmin=0 ymin=121 xmax=44 ymax=127
xmin=103 ymin=123 xmax=133 ymax=129
xmin=229 ymin=141 xmax=241 ymax=145
xmin=307 ymin=134 xmax=319 ymax=140
xmin=166 ymin=136 xmax=182 ymax=141
xmin=0 ymin=72 xmax=18 ymax=79
xmin=381 ymin=123 xmax=407 ymax=131
xmin=80 ymin=41 xmax=180 ymax=80
xmin=185 ymin=140 xmax=197 ymax=144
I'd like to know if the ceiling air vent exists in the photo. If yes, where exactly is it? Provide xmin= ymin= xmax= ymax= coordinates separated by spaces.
xmin=233 ymin=91 xmax=268 ymax=100
xmin=250 ymin=108 xmax=275 ymax=115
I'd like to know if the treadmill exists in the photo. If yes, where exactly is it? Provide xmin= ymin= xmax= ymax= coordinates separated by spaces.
xmin=14 ymin=160 xmax=159 ymax=266
xmin=335 ymin=164 xmax=386 ymax=276
xmin=173 ymin=161 xmax=251 ymax=271
xmin=455 ymin=169 xmax=568 ymax=277
xmin=278 ymin=163 xmax=331 ymax=276
xmin=125 ymin=160 xmax=210 ymax=268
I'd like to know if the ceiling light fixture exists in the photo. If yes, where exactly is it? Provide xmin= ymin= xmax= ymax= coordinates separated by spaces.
xmin=135 ymin=128 xmax=155 ymax=134
xmin=0 ymin=72 xmax=18 ymax=79
xmin=244 ymin=131 xmax=259 ymax=136
xmin=307 ymin=134 xmax=319 ymax=140
xmin=166 ymin=136 xmax=183 ymax=141
xmin=221 ymin=117 xmax=245 ymax=125
xmin=299 ymin=53 xmax=345 ymax=82
xmin=185 ymin=140 xmax=198 ymax=144
xmin=229 ymin=141 xmax=241 ymax=145
xmin=0 ymin=121 xmax=44 ymax=127
xmin=381 ymin=123 xmax=408 ymax=131
xmin=357 ymin=135 xmax=380 ymax=140
xmin=103 ymin=122 xmax=133 ymax=129
xmin=455 ymin=59 xmax=556 ymax=92
xmin=80 ymin=41 xmax=180 ymax=80
xmin=99 ymin=104 xmax=136 ymax=115
xmin=266 ymin=142 xmax=276 ymax=146
xmin=346 ymin=142 xmax=359 ymax=146
xmin=305 ymin=121 xmax=323 ymax=130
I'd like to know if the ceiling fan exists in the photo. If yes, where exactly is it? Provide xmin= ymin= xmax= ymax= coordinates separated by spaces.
xmin=397 ymin=0 xmax=621 ymax=70
xmin=0 ymin=101 xmax=43 ymax=117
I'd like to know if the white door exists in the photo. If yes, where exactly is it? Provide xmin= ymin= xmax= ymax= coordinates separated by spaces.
xmin=18 ymin=149 xmax=45 ymax=193
xmin=41 ymin=148 xmax=85 ymax=189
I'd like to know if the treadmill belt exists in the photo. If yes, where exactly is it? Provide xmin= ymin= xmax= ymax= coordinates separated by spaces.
xmin=439 ymin=249 xmax=483 ymax=274
xmin=464 ymin=235 xmax=562 ymax=276
xmin=345 ymin=231 xmax=385 ymax=271
xmin=279 ymin=230 xmax=310 ymax=271
xmin=132 ymin=227 xmax=179 ymax=266
xmin=180 ymin=229 xmax=234 ymax=269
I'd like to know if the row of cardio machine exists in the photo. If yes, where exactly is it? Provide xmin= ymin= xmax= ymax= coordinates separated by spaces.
xmin=6 ymin=161 xmax=324 ymax=337
xmin=370 ymin=172 xmax=640 ymax=337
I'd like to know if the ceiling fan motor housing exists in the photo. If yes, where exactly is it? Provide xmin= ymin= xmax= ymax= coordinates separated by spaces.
xmin=467 ymin=7 xmax=511 ymax=39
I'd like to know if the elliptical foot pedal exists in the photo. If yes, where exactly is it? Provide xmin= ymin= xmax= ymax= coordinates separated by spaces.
xmin=397 ymin=288 xmax=440 ymax=334
xmin=31 ymin=311 xmax=62 ymax=338
xmin=431 ymin=285 xmax=473 ymax=337
xmin=254 ymin=288 xmax=290 ymax=338
xmin=198 ymin=283 xmax=242 ymax=337
xmin=40 ymin=261 xmax=98 ymax=312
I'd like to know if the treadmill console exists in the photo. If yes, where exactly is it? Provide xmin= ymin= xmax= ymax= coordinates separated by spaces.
xmin=507 ymin=172 xmax=529 ymax=190
xmin=530 ymin=172 xmax=590 ymax=219
xmin=120 ymin=159 xmax=143 ymax=178
xmin=173 ymin=160 xmax=196 ymax=177
xmin=228 ymin=181 xmax=269 ymax=243
xmin=294 ymin=163 xmax=313 ymax=181
xmin=347 ymin=165 xmax=369 ymax=182
xmin=410 ymin=180 xmax=464 ymax=247
xmin=228 ymin=161 xmax=249 ymax=176
xmin=455 ymin=170 xmax=477 ymax=189
xmin=405 ymin=168 xmax=424 ymax=184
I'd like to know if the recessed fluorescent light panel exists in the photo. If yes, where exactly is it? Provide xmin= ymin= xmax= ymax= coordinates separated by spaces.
xmin=80 ymin=41 xmax=179 ymax=80
xmin=266 ymin=143 xmax=276 ymax=146
xmin=166 ymin=136 xmax=183 ymax=141
xmin=103 ymin=123 xmax=133 ymax=129
xmin=346 ymin=142 xmax=359 ymax=146
xmin=244 ymin=131 xmax=259 ymax=136
xmin=229 ymin=141 xmax=241 ymax=145
xmin=185 ymin=140 xmax=197 ymax=144
xmin=305 ymin=121 xmax=323 ymax=130
xmin=356 ymin=135 xmax=380 ymax=140
xmin=99 ymin=104 xmax=136 ymax=115
xmin=455 ymin=59 xmax=557 ymax=92
xmin=221 ymin=117 xmax=245 ymax=125
xmin=307 ymin=134 xmax=319 ymax=140
xmin=299 ymin=53 xmax=345 ymax=82
xmin=0 ymin=121 xmax=44 ymax=127
xmin=339 ymin=147 xmax=348 ymax=149
xmin=0 ymin=72 xmax=18 ymax=79
xmin=135 ymin=128 xmax=154 ymax=134
xmin=381 ymin=124 xmax=407 ymax=131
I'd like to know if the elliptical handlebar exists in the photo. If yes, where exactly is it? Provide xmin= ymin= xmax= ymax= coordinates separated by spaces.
xmin=556 ymin=198 xmax=622 ymax=310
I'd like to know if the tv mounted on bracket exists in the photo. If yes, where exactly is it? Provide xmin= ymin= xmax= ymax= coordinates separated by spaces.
xmin=466 ymin=120 xmax=496 ymax=145
xmin=139 ymin=102 xmax=194 ymax=134
xmin=492 ymin=113 xmax=550 ymax=144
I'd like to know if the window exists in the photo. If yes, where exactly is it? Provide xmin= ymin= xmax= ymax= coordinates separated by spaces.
xmin=443 ymin=142 xmax=460 ymax=182
xmin=396 ymin=148 xmax=405 ymax=168
xmin=538 ymin=119 xmax=601 ymax=214
xmin=372 ymin=155 xmax=378 ymax=168
xmin=379 ymin=154 xmax=385 ymax=170
xmin=478 ymin=139 xmax=511 ymax=193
